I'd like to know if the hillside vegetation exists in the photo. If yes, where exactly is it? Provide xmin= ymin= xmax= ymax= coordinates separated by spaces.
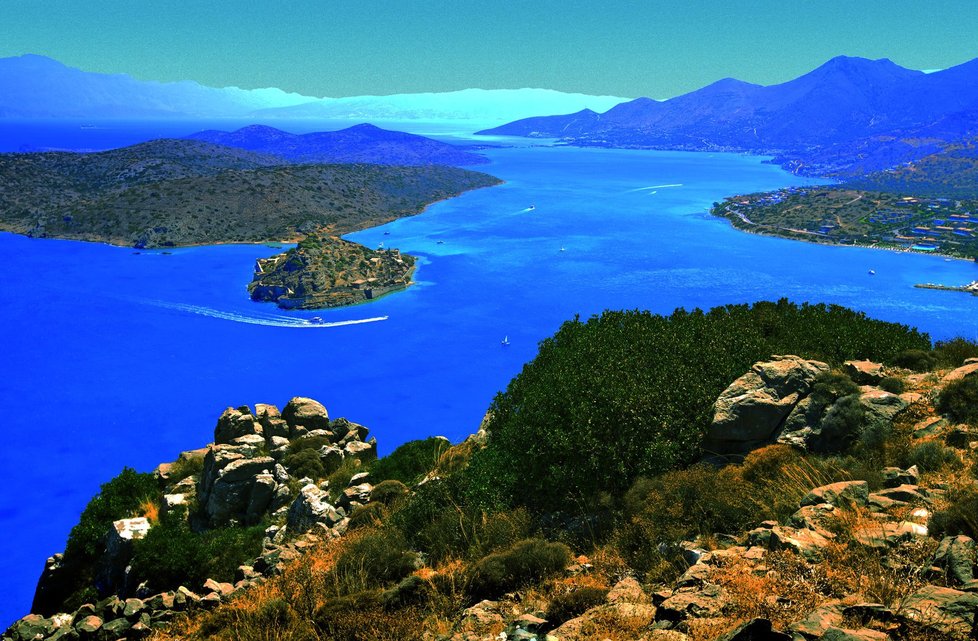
xmin=0 ymin=140 xmax=501 ymax=248
xmin=13 ymin=301 xmax=978 ymax=641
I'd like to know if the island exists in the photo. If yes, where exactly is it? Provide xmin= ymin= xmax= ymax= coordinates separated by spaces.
xmin=915 ymin=280 xmax=978 ymax=295
xmin=0 ymin=137 xmax=502 ymax=308
xmin=249 ymin=233 xmax=417 ymax=309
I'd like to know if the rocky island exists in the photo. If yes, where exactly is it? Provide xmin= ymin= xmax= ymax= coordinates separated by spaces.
xmin=249 ymin=233 xmax=417 ymax=309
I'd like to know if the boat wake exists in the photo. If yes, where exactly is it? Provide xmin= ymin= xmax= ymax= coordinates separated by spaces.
xmin=628 ymin=183 xmax=683 ymax=192
xmin=142 ymin=299 xmax=388 ymax=328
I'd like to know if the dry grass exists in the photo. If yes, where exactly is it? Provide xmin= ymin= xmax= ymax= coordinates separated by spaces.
xmin=138 ymin=498 xmax=160 ymax=525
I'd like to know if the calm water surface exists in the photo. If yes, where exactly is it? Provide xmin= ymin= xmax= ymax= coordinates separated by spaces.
xmin=1 ymin=138 xmax=977 ymax=626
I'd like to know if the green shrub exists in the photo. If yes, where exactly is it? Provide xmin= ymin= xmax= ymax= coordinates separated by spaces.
xmin=333 ymin=528 xmax=418 ymax=590
xmin=934 ymin=338 xmax=978 ymax=368
xmin=467 ymin=538 xmax=572 ymax=599
xmin=929 ymin=487 xmax=978 ymax=539
xmin=282 ymin=448 xmax=325 ymax=480
xmin=812 ymin=395 xmax=867 ymax=453
xmin=908 ymin=440 xmax=960 ymax=472
xmin=937 ymin=376 xmax=978 ymax=424
xmin=382 ymin=574 xmax=431 ymax=609
xmin=878 ymin=376 xmax=905 ymax=394
xmin=891 ymin=348 xmax=937 ymax=372
xmin=370 ymin=480 xmax=409 ymax=506
xmin=65 ymin=467 xmax=160 ymax=565
xmin=546 ymin=586 xmax=610 ymax=627
xmin=810 ymin=371 xmax=860 ymax=408
xmin=348 ymin=502 xmax=387 ymax=530
xmin=129 ymin=513 xmax=265 ymax=592
xmin=167 ymin=452 xmax=205 ymax=484
xmin=471 ymin=301 xmax=929 ymax=513
xmin=314 ymin=591 xmax=423 ymax=641
xmin=370 ymin=437 xmax=450 ymax=485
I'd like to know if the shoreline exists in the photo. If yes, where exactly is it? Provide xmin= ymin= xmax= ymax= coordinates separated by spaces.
xmin=715 ymin=213 xmax=978 ymax=264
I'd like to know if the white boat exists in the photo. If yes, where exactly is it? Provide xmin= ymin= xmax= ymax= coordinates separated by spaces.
xmin=560 ymin=246 xmax=566 ymax=252
xmin=307 ymin=316 xmax=324 ymax=324
xmin=527 ymin=204 xmax=536 ymax=211
xmin=868 ymin=270 xmax=876 ymax=275
xmin=501 ymin=335 xmax=510 ymax=346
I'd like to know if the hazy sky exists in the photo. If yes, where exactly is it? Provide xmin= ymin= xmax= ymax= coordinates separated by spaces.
xmin=3 ymin=1 xmax=977 ymax=98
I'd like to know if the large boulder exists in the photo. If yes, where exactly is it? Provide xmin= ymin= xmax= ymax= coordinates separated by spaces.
xmin=95 ymin=518 xmax=151 ymax=597
xmin=197 ymin=445 xmax=277 ymax=526
xmin=842 ymin=360 xmax=885 ymax=385
xmin=898 ymin=585 xmax=978 ymax=638
xmin=281 ymin=397 xmax=330 ymax=435
xmin=705 ymin=356 xmax=829 ymax=456
xmin=932 ymin=535 xmax=977 ymax=586
xmin=943 ymin=362 xmax=978 ymax=384
xmin=801 ymin=481 xmax=869 ymax=508
xmin=287 ymin=484 xmax=344 ymax=534
xmin=214 ymin=407 xmax=261 ymax=445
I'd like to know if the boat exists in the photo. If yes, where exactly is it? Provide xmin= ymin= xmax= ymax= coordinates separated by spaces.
xmin=501 ymin=335 xmax=510 ymax=346
xmin=527 ymin=204 xmax=536 ymax=211
xmin=560 ymin=246 xmax=566 ymax=252
xmin=868 ymin=270 xmax=876 ymax=275
xmin=436 ymin=240 xmax=445 ymax=245
xmin=307 ymin=316 xmax=324 ymax=324
xmin=384 ymin=231 xmax=390 ymax=235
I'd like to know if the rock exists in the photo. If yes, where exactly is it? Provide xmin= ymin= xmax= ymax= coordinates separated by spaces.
xmin=198 ymin=446 xmax=277 ymax=526
xmin=30 ymin=553 xmax=68 ymax=617
xmin=913 ymin=416 xmax=946 ymax=437
xmin=946 ymin=425 xmax=978 ymax=449
xmin=943 ymin=362 xmax=978 ymax=384
xmin=318 ymin=445 xmax=345 ymax=474
xmin=287 ymin=484 xmax=342 ymax=533
xmin=882 ymin=465 xmax=919 ymax=488
xmin=716 ymin=618 xmax=791 ymax=641
xmin=122 ymin=598 xmax=144 ymax=619
xmin=245 ymin=473 xmax=277 ymax=523
xmin=858 ymin=389 xmax=908 ymax=429
xmin=843 ymin=360 xmax=885 ymax=385
xmin=460 ymin=600 xmax=503 ymax=630
xmin=932 ymin=536 xmax=977 ymax=586
xmin=705 ymin=356 xmax=830 ymax=456
xmin=790 ymin=601 xmax=845 ymax=639
xmin=801 ymin=481 xmax=869 ymax=508
xmin=789 ymin=503 xmax=837 ymax=531
xmin=96 ymin=517 xmax=151 ymax=596
xmin=898 ymin=585 xmax=978 ymax=638
xmin=101 ymin=617 xmax=131 ymax=637
xmin=675 ymin=563 xmax=713 ymax=588
xmin=7 ymin=614 xmax=57 ymax=641
xmin=872 ymin=484 xmax=927 ymax=504
xmin=344 ymin=438 xmax=378 ymax=462
xmin=819 ymin=627 xmax=889 ymax=641
xmin=853 ymin=520 xmax=927 ymax=549
xmin=74 ymin=615 xmax=102 ymax=635
xmin=338 ymin=483 xmax=372 ymax=510
xmin=607 ymin=577 xmax=648 ymax=604
xmin=203 ymin=578 xmax=235 ymax=596
xmin=255 ymin=403 xmax=290 ymax=441
xmin=282 ymin=397 xmax=330 ymax=434
xmin=214 ymin=407 xmax=261 ymax=445
xmin=656 ymin=584 xmax=728 ymax=622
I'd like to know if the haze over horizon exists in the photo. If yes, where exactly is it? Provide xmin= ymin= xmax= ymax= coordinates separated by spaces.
xmin=3 ymin=0 xmax=977 ymax=100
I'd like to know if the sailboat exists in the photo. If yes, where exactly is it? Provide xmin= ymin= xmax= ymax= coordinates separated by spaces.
xmin=501 ymin=335 xmax=511 ymax=346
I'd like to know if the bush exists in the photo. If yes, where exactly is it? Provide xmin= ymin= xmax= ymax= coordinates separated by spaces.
xmin=348 ymin=502 xmax=387 ymax=530
xmin=471 ymin=301 xmax=929 ymax=513
xmin=878 ymin=376 xmax=905 ymax=394
xmin=934 ymin=337 xmax=978 ymax=368
xmin=546 ymin=586 xmax=609 ymax=627
xmin=937 ymin=376 xmax=978 ymax=424
xmin=333 ymin=529 xmax=418 ymax=590
xmin=929 ymin=487 xmax=978 ymax=539
xmin=129 ymin=513 xmax=265 ymax=592
xmin=812 ymin=395 xmax=867 ymax=453
xmin=891 ymin=348 xmax=937 ymax=372
xmin=282 ymin=448 xmax=325 ymax=480
xmin=167 ymin=452 xmax=205 ymax=484
xmin=908 ymin=440 xmax=960 ymax=472
xmin=314 ymin=592 xmax=423 ymax=641
xmin=370 ymin=437 xmax=451 ymax=485
xmin=810 ymin=371 xmax=860 ymax=408
xmin=370 ymin=480 xmax=409 ymax=506
xmin=65 ymin=468 xmax=160 ymax=566
xmin=467 ymin=538 xmax=572 ymax=599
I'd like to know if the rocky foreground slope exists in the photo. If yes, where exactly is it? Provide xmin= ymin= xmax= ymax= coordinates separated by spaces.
xmin=6 ymin=353 xmax=978 ymax=641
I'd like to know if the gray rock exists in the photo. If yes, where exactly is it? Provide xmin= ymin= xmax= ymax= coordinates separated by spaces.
xmin=255 ymin=403 xmax=290 ymax=441
xmin=843 ymin=360 xmax=886 ymax=385
xmin=898 ymin=585 xmax=978 ymax=638
xmin=287 ymin=484 xmax=342 ymax=533
xmin=705 ymin=355 xmax=829 ymax=456
xmin=801 ymin=481 xmax=869 ymax=508
xmin=318 ymin=445 xmax=345 ymax=474
xmin=716 ymin=618 xmax=791 ymax=641
xmin=95 ymin=518 xmax=151 ymax=596
xmin=344 ymin=438 xmax=378 ymax=463
xmin=933 ymin=535 xmax=977 ymax=586
xmin=882 ymin=465 xmax=919 ymax=488
xmin=214 ymin=407 xmax=261 ymax=445
xmin=282 ymin=397 xmax=330 ymax=434
xmin=245 ymin=474 xmax=277 ymax=523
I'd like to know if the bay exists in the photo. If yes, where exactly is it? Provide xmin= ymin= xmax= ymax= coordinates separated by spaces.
xmin=2 ymin=140 xmax=977 ymax=627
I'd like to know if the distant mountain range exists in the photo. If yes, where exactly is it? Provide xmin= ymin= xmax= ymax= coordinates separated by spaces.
xmin=479 ymin=56 xmax=978 ymax=176
xmin=0 ymin=55 xmax=627 ymax=123
xmin=186 ymin=123 xmax=488 ymax=166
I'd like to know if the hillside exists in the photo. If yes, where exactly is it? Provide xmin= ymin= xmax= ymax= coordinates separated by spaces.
xmin=0 ymin=140 xmax=501 ymax=248
xmin=249 ymin=234 xmax=417 ymax=309
xmin=479 ymin=56 xmax=978 ymax=176
xmin=845 ymin=138 xmax=978 ymax=198
xmin=187 ymin=124 xmax=488 ymax=166
xmin=9 ymin=301 xmax=978 ymax=641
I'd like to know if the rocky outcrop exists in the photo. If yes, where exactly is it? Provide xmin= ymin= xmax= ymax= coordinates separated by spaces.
xmin=705 ymin=355 xmax=830 ymax=456
xmin=842 ymin=360 xmax=886 ymax=385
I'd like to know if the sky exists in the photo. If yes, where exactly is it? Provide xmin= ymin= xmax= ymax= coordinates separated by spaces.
xmin=2 ymin=0 xmax=978 ymax=99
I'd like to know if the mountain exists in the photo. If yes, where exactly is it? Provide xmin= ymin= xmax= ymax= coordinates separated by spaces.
xmin=186 ymin=123 xmax=488 ymax=166
xmin=0 ymin=139 xmax=501 ymax=247
xmin=0 ymin=55 xmax=311 ymax=118
xmin=479 ymin=55 xmax=978 ymax=175
xmin=0 ymin=55 xmax=628 ymax=123
xmin=251 ymin=88 xmax=630 ymax=124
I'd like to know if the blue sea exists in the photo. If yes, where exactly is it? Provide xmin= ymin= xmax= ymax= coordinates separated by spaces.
xmin=2 ymin=122 xmax=978 ymax=627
